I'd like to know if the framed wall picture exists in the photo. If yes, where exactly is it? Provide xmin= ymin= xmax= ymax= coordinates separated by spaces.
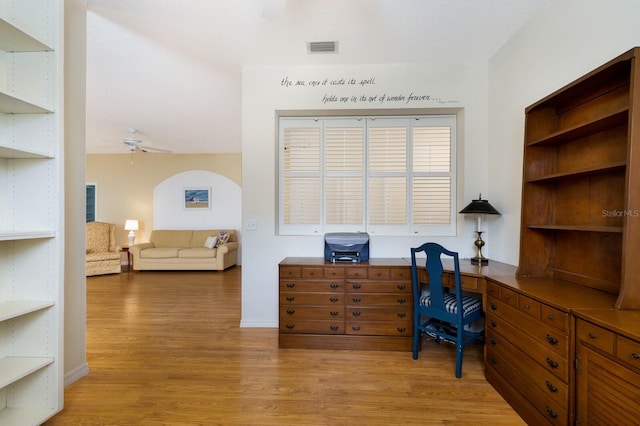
xmin=184 ymin=187 xmax=211 ymax=210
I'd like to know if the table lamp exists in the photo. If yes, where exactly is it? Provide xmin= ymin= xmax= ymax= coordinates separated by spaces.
xmin=459 ymin=194 xmax=500 ymax=265
xmin=124 ymin=219 xmax=139 ymax=247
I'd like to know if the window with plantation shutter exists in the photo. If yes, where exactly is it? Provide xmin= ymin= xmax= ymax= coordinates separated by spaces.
xmin=278 ymin=115 xmax=456 ymax=236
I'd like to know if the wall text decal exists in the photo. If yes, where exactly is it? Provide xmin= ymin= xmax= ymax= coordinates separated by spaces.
xmin=280 ymin=75 xmax=460 ymax=105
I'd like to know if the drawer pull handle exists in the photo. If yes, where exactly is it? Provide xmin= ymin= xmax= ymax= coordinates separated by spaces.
xmin=330 ymin=311 xmax=339 ymax=317
xmin=397 ymin=284 xmax=406 ymax=290
xmin=546 ymin=334 xmax=559 ymax=345
xmin=547 ymin=315 xmax=555 ymax=320
xmin=490 ymin=357 xmax=497 ymax=365
xmin=524 ymin=303 xmax=530 ymax=309
xmin=286 ymin=324 xmax=295 ymax=329
xmin=588 ymin=333 xmax=597 ymax=339
xmin=504 ymin=295 xmax=511 ymax=300
xmin=490 ymin=320 xmax=497 ymax=328
xmin=490 ymin=303 xmax=497 ymax=311
xmin=546 ymin=357 xmax=559 ymax=369
xmin=330 ymin=283 xmax=339 ymax=289
xmin=286 ymin=283 xmax=295 ymax=288
xmin=545 ymin=407 xmax=558 ymax=419
xmin=632 ymin=353 xmax=640 ymax=360
xmin=397 ymin=312 xmax=406 ymax=318
xmin=286 ymin=309 xmax=295 ymax=315
xmin=397 ymin=298 xmax=407 ymax=304
xmin=545 ymin=381 xmax=558 ymax=393
xmin=352 ymin=284 xmax=362 ymax=289
xmin=490 ymin=338 xmax=497 ymax=345
xmin=352 ymin=297 xmax=362 ymax=303
xmin=330 ymin=297 xmax=339 ymax=303
xmin=286 ymin=296 xmax=295 ymax=302
xmin=352 ymin=326 xmax=361 ymax=331
xmin=397 ymin=327 xmax=406 ymax=333
xmin=330 ymin=325 xmax=339 ymax=331
xmin=352 ymin=311 xmax=361 ymax=317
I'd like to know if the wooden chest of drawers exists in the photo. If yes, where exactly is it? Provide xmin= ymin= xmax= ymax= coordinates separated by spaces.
xmin=485 ymin=280 xmax=570 ymax=425
xmin=279 ymin=258 xmax=412 ymax=351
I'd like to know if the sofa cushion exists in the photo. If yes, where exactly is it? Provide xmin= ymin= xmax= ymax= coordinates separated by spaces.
xmin=150 ymin=230 xmax=193 ymax=248
xmin=178 ymin=248 xmax=218 ymax=259
xmin=204 ymin=236 xmax=218 ymax=249
xmin=140 ymin=247 xmax=181 ymax=258
xmin=215 ymin=231 xmax=230 ymax=247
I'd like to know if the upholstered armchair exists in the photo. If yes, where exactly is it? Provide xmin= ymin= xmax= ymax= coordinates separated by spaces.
xmin=86 ymin=221 xmax=122 ymax=276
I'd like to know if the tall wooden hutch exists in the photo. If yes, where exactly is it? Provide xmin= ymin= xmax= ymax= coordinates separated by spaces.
xmin=485 ymin=47 xmax=640 ymax=425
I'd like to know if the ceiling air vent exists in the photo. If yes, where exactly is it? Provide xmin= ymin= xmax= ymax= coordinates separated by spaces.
xmin=307 ymin=41 xmax=338 ymax=54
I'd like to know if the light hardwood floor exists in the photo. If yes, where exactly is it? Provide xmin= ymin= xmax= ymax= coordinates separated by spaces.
xmin=45 ymin=267 xmax=524 ymax=425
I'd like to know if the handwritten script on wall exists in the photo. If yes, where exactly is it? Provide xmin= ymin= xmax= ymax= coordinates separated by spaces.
xmin=280 ymin=75 xmax=460 ymax=105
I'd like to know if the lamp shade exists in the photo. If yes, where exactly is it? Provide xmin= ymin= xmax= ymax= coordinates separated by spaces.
xmin=124 ymin=219 xmax=139 ymax=231
xmin=459 ymin=194 xmax=500 ymax=215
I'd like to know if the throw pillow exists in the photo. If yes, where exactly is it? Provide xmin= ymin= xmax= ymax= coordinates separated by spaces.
xmin=204 ymin=236 xmax=218 ymax=249
xmin=215 ymin=231 xmax=230 ymax=247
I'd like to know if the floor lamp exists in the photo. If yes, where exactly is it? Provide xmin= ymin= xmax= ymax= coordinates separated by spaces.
xmin=459 ymin=194 xmax=501 ymax=265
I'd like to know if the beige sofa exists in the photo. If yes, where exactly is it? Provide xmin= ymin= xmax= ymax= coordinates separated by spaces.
xmin=129 ymin=229 xmax=238 ymax=271
xmin=86 ymin=221 xmax=122 ymax=276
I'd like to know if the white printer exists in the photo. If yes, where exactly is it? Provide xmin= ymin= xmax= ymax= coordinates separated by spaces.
xmin=324 ymin=232 xmax=370 ymax=263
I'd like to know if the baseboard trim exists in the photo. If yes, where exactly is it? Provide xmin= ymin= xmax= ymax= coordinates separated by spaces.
xmin=240 ymin=319 xmax=278 ymax=328
xmin=64 ymin=362 xmax=90 ymax=387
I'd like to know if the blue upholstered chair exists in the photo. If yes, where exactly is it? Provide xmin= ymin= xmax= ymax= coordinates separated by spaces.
xmin=410 ymin=242 xmax=484 ymax=378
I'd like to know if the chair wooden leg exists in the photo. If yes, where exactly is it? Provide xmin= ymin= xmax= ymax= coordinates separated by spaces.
xmin=412 ymin=323 xmax=420 ymax=360
xmin=455 ymin=344 xmax=463 ymax=378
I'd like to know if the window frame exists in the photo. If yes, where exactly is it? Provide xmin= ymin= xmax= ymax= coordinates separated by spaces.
xmin=277 ymin=110 xmax=459 ymax=237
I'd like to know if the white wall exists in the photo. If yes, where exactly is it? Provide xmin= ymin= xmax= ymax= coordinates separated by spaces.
xmin=241 ymin=62 xmax=491 ymax=327
xmin=64 ymin=0 xmax=89 ymax=386
xmin=153 ymin=170 xmax=241 ymax=230
xmin=488 ymin=0 xmax=640 ymax=266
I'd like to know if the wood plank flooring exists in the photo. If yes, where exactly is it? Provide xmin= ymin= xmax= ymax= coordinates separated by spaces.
xmin=44 ymin=267 xmax=524 ymax=425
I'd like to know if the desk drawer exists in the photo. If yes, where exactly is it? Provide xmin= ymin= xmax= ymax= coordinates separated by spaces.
xmin=346 ymin=321 xmax=412 ymax=336
xmin=280 ymin=320 xmax=343 ymax=334
xmin=347 ymin=280 xmax=411 ymax=293
xmin=576 ymin=319 xmax=615 ymax=355
xmin=518 ymin=294 xmax=541 ymax=319
xmin=280 ymin=266 xmax=301 ymax=278
xmin=347 ymin=306 xmax=411 ymax=322
xmin=280 ymin=306 xmax=344 ymax=320
xmin=617 ymin=335 xmax=640 ymax=370
xmin=540 ymin=305 xmax=569 ymax=333
xmin=346 ymin=293 xmax=411 ymax=307
xmin=280 ymin=293 xmax=344 ymax=306
xmin=279 ymin=279 xmax=343 ymax=293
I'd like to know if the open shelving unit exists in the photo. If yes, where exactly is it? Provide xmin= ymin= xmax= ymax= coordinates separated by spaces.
xmin=518 ymin=47 xmax=640 ymax=308
xmin=0 ymin=1 xmax=63 ymax=424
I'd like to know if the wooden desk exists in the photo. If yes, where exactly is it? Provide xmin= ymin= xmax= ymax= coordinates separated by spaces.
xmin=411 ymin=257 xmax=517 ymax=294
xmin=278 ymin=257 xmax=516 ymax=351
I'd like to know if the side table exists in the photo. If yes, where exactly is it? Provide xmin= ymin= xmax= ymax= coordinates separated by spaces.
xmin=121 ymin=246 xmax=132 ymax=272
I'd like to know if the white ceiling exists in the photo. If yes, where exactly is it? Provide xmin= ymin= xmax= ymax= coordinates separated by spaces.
xmin=85 ymin=0 xmax=544 ymax=154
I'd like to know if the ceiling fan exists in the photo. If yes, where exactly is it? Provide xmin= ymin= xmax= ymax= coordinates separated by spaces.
xmin=121 ymin=128 xmax=172 ymax=153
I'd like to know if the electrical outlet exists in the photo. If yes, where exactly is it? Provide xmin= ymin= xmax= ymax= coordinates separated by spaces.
xmin=246 ymin=219 xmax=257 ymax=231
